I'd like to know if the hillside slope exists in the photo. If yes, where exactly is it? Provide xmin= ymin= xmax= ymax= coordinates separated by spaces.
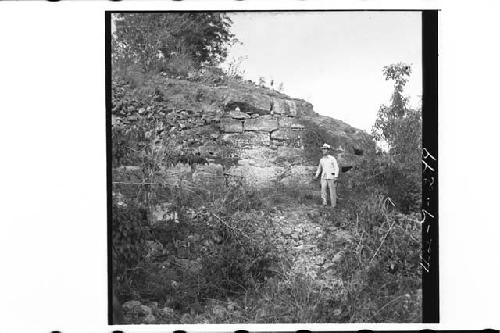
xmin=110 ymin=73 xmax=421 ymax=324
xmin=112 ymin=74 xmax=375 ymax=193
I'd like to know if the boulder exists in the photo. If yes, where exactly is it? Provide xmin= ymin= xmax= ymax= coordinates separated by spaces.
xmin=244 ymin=115 xmax=278 ymax=132
xmin=139 ymin=305 xmax=153 ymax=316
xmin=123 ymin=300 xmax=141 ymax=312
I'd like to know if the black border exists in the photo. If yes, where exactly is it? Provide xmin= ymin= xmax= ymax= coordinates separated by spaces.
xmin=105 ymin=11 xmax=114 ymax=325
xmin=105 ymin=9 xmax=440 ymax=325
xmin=421 ymin=10 xmax=439 ymax=323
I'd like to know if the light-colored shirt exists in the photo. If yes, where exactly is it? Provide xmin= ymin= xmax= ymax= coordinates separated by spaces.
xmin=315 ymin=155 xmax=339 ymax=179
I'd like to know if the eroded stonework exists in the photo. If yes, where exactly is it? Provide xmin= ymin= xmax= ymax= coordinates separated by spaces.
xmin=113 ymin=76 xmax=374 ymax=190
xmin=244 ymin=115 xmax=279 ymax=132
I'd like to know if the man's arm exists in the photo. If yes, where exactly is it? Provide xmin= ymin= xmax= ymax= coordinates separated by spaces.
xmin=332 ymin=157 xmax=339 ymax=179
xmin=314 ymin=160 xmax=322 ymax=179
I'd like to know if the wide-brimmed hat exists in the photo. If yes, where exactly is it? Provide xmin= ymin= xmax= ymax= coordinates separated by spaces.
xmin=321 ymin=143 xmax=331 ymax=149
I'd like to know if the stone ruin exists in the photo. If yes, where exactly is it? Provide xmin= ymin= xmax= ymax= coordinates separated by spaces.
xmin=113 ymin=77 xmax=374 ymax=196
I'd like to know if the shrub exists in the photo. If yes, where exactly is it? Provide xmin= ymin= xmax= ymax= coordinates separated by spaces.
xmin=112 ymin=202 xmax=150 ymax=277
xmin=159 ymin=51 xmax=195 ymax=78
xmin=336 ymin=192 xmax=422 ymax=322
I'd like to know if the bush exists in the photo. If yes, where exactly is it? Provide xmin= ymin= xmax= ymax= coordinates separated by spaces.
xmin=112 ymin=202 xmax=150 ymax=277
xmin=342 ymin=152 xmax=421 ymax=214
xmin=336 ymin=193 xmax=422 ymax=322
xmin=159 ymin=51 xmax=195 ymax=78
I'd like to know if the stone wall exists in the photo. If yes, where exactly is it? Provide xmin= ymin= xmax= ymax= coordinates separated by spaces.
xmin=217 ymin=104 xmax=310 ymax=188
xmin=113 ymin=77 xmax=374 ymax=190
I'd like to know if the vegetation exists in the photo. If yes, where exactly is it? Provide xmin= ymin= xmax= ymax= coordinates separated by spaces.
xmin=111 ymin=14 xmax=422 ymax=324
xmin=112 ymin=173 xmax=421 ymax=323
xmin=113 ymin=13 xmax=236 ymax=73
xmin=372 ymin=63 xmax=422 ymax=212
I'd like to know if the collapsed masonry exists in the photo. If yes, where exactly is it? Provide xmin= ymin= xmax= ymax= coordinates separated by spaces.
xmin=112 ymin=77 xmax=374 ymax=198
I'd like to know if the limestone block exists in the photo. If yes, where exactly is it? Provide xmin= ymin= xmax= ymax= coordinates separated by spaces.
xmin=223 ymin=90 xmax=272 ymax=113
xmin=244 ymin=115 xmax=278 ymax=132
xmin=220 ymin=118 xmax=243 ymax=133
xmin=195 ymin=144 xmax=222 ymax=157
xmin=272 ymin=98 xmax=287 ymax=115
xmin=238 ymin=159 xmax=255 ymax=166
xmin=239 ymin=147 xmax=276 ymax=167
xmin=271 ymin=128 xmax=302 ymax=141
xmin=222 ymin=131 xmax=270 ymax=147
xmin=278 ymin=116 xmax=305 ymax=129
xmin=226 ymin=165 xmax=285 ymax=188
xmin=278 ymin=116 xmax=295 ymax=128
xmin=228 ymin=109 xmax=250 ymax=120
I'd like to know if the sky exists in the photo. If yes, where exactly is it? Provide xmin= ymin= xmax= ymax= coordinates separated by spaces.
xmin=222 ymin=12 xmax=422 ymax=132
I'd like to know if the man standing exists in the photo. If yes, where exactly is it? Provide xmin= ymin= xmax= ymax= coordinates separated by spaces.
xmin=313 ymin=143 xmax=340 ymax=207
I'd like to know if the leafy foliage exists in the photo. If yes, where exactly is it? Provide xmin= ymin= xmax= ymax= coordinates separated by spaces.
xmin=372 ymin=63 xmax=422 ymax=212
xmin=373 ymin=63 xmax=421 ymax=156
xmin=113 ymin=13 xmax=236 ymax=73
xmin=112 ymin=203 xmax=150 ymax=276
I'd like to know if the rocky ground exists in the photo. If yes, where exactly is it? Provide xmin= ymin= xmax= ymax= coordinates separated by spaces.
xmin=267 ymin=204 xmax=352 ymax=287
xmin=119 ymin=200 xmax=357 ymax=324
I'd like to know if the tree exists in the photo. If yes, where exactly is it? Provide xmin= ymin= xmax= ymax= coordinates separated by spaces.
xmin=372 ymin=63 xmax=422 ymax=213
xmin=113 ymin=13 xmax=236 ymax=72
xmin=373 ymin=63 xmax=421 ymax=161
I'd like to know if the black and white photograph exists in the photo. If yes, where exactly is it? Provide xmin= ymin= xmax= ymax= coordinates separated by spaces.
xmin=109 ymin=10 xmax=431 ymax=324
xmin=4 ymin=1 xmax=500 ymax=332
